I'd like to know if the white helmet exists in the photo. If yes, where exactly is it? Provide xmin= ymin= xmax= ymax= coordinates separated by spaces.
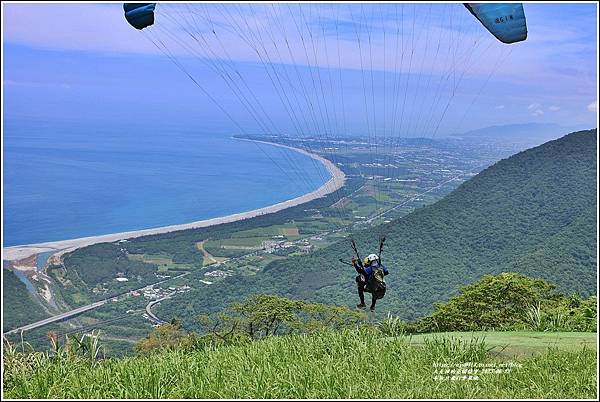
xmin=366 ymin=254 xmax=379 ymax=263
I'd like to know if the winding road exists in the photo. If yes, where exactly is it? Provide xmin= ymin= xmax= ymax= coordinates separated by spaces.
xmin=3 ymin=272 xmax=189 ymax=336
xmin=145 ymin=295 xmax=172 ymax=325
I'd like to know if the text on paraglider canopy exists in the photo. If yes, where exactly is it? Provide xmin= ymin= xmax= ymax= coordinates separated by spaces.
xmin=494 ymin=15 xmax=515 ymax=24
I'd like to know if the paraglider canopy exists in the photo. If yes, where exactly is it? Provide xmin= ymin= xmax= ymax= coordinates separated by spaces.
xmin=464 ymin=3 xmax=527 ymax=44
xmin=123 ymin=3 xmax=156 ymax=30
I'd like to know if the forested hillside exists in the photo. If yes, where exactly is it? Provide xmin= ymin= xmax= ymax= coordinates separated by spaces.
xmin=156 ymin=129 xmax=597 ymax=323
xmin=3 ymin=270 xmax=50 ymax=331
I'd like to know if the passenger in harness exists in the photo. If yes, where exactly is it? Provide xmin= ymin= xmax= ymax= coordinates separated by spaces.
xmin=352 ymin=253 xmax=389 ymax=312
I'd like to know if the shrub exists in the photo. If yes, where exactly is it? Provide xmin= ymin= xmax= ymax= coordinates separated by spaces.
xmin=416 ymin=272 xmax=557 ymax=332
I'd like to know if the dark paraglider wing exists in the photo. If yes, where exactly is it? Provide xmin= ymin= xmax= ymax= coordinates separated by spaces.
xmin=123 ymin=3 xmax=156 ymax=30
xmin=464 ymin=3 xmax=527 ymax=44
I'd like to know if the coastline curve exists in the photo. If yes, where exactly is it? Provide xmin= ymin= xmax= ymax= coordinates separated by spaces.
xmin=3 ymin=139 xmax=345 ymax=263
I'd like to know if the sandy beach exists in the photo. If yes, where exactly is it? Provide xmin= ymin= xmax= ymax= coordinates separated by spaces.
xmin=3 ymin=139 xmax=346 ymax=264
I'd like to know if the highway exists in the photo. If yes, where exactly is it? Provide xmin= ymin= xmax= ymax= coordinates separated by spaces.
xmin=3 ymin=271 xmax=190 ymax=336
xmin=4 ymin=300 xmax=107 ymax=335
xmin=145 ymin=295 xmax=172 ymax=325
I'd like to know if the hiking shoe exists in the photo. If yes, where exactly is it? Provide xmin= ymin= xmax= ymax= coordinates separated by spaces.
xmin=356 ymin=303 xmax=366 ymax=309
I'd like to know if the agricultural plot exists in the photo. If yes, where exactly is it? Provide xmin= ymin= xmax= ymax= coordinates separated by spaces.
xmin=229 ymin=224 xmax=300 ymax=239
xmin=127 ymin=254 xmax=194 ymax=271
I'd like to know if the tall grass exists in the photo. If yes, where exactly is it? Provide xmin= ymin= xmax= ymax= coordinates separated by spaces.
xmin=3 ymin=328 xmax=596 ymax=399
xmin=377 ymin=312 xmax=407 ymax=337
xmin=526 ymin=302 xmax=544 ymax=331
xmin=524 ymin=302 xmax=592 ymax=332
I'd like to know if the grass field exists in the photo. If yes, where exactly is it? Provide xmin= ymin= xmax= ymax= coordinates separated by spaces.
xmin=203 ymin=223 xmax=304 ymax=252
xmin=4 ymin=329 xmax=596 ymax=399
xmin=407 ymin=331 xmax=597 ymax=359
xmin=229 ymin=224 xmax=298 ymax=239
xmin=127 ymin=254 xmax=194 ymax=271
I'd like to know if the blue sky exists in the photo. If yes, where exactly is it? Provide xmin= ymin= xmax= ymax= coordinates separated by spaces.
xmin=3 ymin=2 xmax=598 ymax=137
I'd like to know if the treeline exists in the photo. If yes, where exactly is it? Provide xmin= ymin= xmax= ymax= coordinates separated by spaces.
xmin=150 ymin=273 xmax=597 ymax=354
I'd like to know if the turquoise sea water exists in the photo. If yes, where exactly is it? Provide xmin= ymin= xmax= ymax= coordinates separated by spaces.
xmin=3 ymin=119 xmax=330 ymax=247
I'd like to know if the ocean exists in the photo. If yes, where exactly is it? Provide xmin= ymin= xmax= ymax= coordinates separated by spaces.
xmin=3 ymin=119 xmax=330 ymax=247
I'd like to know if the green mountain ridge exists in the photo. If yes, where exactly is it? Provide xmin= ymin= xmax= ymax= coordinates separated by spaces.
xmin=156 ymin=129 xmax=597 ymax=324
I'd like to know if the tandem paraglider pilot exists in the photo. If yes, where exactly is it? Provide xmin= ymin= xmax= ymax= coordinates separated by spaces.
xmin=352 ymin=253 xmax=389 ymax=312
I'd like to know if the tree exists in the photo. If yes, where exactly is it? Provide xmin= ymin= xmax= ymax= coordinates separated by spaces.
xmin=418 ymin=272 xmax=556 ymax=331
xmin=197 ymin=294 xmax=365 ymax=343
xmin=135 ymin=322 xmax=192 ymax=354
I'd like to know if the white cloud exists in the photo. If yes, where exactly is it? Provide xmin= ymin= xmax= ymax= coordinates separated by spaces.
xmin=531 ymin=109 xmax=544 ymax=117
xmin=548 ymin=105 xmax=561 ymax=111
xmin=528 ymin=103 xmax=544 ymax=116
xmin=495 ymin=105 xmax=505 ymax=109
xmin=588 ymin=101 xmax=597 ymax=113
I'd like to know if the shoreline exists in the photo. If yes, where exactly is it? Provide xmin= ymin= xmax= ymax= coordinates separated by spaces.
xmin=3 ymin=138 xmax=346 ymax=263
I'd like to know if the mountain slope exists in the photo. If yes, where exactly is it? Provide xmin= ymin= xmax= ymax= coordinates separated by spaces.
xmin=156 ymin=129 xmax=597 ymax=323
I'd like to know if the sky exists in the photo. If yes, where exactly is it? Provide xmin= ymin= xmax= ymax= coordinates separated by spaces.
xmin=2 ymin=2 xmax=598 ymax=137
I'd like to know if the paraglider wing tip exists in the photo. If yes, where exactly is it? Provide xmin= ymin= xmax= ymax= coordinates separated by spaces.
xmin=499 ymin=32 xmax=527 ymax=44
xmin=464 ymin=3 xmax=527 ymax=44
xmin=123 ymin=3 xmax=156 ymax=30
